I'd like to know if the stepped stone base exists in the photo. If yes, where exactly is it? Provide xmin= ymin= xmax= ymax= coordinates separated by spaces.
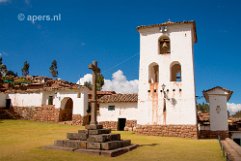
xmin=44 ymin=144 xmax=138 ymax=157
xmin=45 ymin=124 xmax=137 ymax=157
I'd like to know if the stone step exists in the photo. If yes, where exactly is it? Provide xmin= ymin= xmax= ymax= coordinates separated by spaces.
xmin=102 ymin=140 xmax=131 ymax=150
xmin=87 ymin=134 xmax=121 ymax=143
xmin=85 ymin=124 xmax=103 ymax=130
xmin=87 ymin=140 xmax=131 ymax=150
xmin=78 ymin=130 xmax=88 ymax=134
xmin=67 ymin=133 xmax=88 ymax=140
xmin=88 ymin=129 xmax=111 ymax=135
xmin=101 ymin=144 xmax=138 ymax=157
xmin=54 ymin=140 xmax=87 ymax=149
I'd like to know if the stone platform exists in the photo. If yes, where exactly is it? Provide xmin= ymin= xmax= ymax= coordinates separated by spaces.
xmin=44 ymin=124 xmax=138 ymax=157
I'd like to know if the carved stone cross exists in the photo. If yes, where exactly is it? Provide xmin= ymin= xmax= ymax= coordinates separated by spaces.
xmin=88 ymin=60 xmax=100 ymax=125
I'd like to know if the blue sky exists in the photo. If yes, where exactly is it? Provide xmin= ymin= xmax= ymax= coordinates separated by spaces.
xmin=0 ymin=0 xmax=241 ymax=104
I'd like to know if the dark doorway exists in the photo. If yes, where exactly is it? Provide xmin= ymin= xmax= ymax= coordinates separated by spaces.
xmin=5 ymin=99 xmax=11 ymax=109
xmin=233 ymin=138 xmax=241 ymax=146
xmin=117 ymin=118 xmax=126 ymax=131
xmin=48 ymin=96 xmax=53 ymax=105
xmin=59 ymin=97 xmax=73 ymax=121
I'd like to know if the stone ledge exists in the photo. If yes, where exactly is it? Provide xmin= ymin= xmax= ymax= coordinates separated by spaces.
xmin=88 ymin=129 xmax=111 ymax=135
xmin=87 ymin=134 xmax=121 ymax=143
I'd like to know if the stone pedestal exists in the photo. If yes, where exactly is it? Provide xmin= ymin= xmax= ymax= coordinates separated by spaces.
xmin=45 ymin=124 xmax=138 ymax=157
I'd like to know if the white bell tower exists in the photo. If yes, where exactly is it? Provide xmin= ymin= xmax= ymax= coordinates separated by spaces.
xmin=137 ymin=21 xmax=197 ymax=125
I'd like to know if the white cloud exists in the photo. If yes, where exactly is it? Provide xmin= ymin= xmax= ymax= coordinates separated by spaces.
xmin=77 ymin=73 xmax=92 ymax=85
xmin=77 ymin=70 xmax=139 ymax=94
xmin=0 ymin=51 xmax=8 ymax=57
xmin=227 ymin=103 xmax=241 ymax=115
xmin=0 ymin=0 xmax=9 ymax=3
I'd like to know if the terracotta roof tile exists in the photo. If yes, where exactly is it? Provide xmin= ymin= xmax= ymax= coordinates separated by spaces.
xmin=98 ymin=94 xmax=138 ymax=103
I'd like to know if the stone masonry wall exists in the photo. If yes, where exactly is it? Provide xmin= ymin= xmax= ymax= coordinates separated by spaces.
xmin=99 ymin=120 xmax=137 ymax=130
xmin=11 ymin=106 xmax=60 ymax=122
xmin=72 ymin=114 xmax=83 ymax=125
xmin=199 ymin=130 xmax=229 ymax=140
xmin=135 ymin=125 xmax=198 ymax=139
xmin=11 ymin=106 xmax=83 ymax=124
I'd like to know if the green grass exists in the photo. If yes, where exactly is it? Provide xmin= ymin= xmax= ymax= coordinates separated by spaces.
xmin=0 ymin=120 xmax=224 ymax=161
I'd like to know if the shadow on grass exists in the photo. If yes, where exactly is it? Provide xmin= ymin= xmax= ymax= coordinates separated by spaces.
xmin=139 ymin=143 xmax=158 ymax=147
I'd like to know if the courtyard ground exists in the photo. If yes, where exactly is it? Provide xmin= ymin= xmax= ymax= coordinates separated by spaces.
xmin=0 ymin=120 xmax=224 ymax=161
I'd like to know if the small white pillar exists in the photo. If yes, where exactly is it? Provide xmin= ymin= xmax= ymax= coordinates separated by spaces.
xmin=203 ymin=86 xmax=233 ymax=131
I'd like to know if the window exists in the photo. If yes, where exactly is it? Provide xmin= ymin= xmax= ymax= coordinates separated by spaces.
xmin=170 ymin=62 xmax=182 ymax=82
xmin=48 ymin=96 xmax=53 ymax=105
xmin=148 ymin=62 xmax=159 ymax=83
xmin=159 ymin=36 xmax=170 ymax=54
xmin=108 ymin=105 xmax=115 ymax=111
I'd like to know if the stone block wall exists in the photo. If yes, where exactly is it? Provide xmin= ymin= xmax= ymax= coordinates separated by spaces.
xmin=72 ymin=114 xmax=83 ymax=125
xmin=199 ymin=130 xmax=229 ymax=140
xmin=135 ymin=125 xmax=198 ymax=139
xmin=11 ymin=106 xmax=60 ymax=122
xmin=99 ymin=120 xmax=137 ymax=130
xmin=99 ymin=121 xmax=117 ymax=130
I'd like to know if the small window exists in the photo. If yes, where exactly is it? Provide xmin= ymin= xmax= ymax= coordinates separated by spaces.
xmin=108 ymin=105 xmax=115 ymax=111
xmin=48 ymin=96 xmax=53 ymax=105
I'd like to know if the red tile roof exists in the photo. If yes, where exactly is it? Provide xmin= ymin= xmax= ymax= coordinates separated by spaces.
xmin=98 ymin=94 xmax=138 ymax=103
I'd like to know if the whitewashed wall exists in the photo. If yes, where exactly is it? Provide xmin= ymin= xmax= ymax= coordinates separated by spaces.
xmin=6 ymin=89 xmax=88 ymax=116
xmin=231 ymin=132 xmax=241 ymax=139
xmin=8 ymin=93 xmax=43 ymax=107
xmin=50 ymin=90 xmax=88 ymax=116
xmin=137 ymin=23 xmax=197 ymax=125
xmin=0 ymin=92 xmax=7 ymax=107
xmin=98 ymin=102 xmax=138 ymax=122
xmin=206 ymin=88 xmax=229 ymax=131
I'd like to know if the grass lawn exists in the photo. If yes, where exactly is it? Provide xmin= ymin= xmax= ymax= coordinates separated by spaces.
xmin=0 ymin=120 xmax=224 ymax=161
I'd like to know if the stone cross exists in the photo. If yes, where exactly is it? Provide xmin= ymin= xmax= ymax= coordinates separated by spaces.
xmin=88 ymin=60 xmax=100 ymax=125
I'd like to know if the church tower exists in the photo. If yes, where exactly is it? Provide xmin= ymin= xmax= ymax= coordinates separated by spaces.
xmin=137 ymin=21 xmax=197 ymax=126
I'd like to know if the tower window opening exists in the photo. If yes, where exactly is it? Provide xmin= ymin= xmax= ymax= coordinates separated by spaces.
xmin=159 ymin=36 xmax=170 ymax=54
xmin=170 ymin=62 xmax=182 ymax=82
xmin=148 ymin=63 xmax=159 ymax=83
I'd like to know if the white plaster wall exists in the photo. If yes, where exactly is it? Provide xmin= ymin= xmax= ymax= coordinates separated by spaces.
xmin=231 ymin=132 xmax=241 ymax=139
xmin=0 ymin=92 xmax=7 ymax=107
xmin=51 ymin=91 xmax=88 ymax=116
xmin=138 ymin=23 xmax=197 ymax=125
xmin=8 ymin=93 xmax=43 ymax=107
xmin=209 ymin=95 xmax=228 ymax=131
xmin=98 ymin=102 xmax=138 ymax=122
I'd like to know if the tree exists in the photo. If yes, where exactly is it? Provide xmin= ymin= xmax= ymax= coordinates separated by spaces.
xmin=0 ymin=56 xmax=7 ymax=77
xmin=21 ymin=61 xmax=30 ymax=77
xmin=0 ymin=64 xmax=7 ymax=77
xmin=96 ymin=73 xmax=104 ymax=91
xmin=49 ymin=60 xmax=58 ymax=79
xmin=84 ymin=81 xmax=92 ymax=90
xmin=197 ymin=103 xmax=209 ymax=113
xmin=7 ymin=70 xmax=18 ymax=77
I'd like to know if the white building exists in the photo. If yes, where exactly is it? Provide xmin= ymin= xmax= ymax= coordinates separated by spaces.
xmin=0 ymin=80 xmax=89 ymax=122
xmin=137 ymin=21 xmax=197 ymax=126
xmin=203 ymin=86 xmax=233 ymax=131
xmin=98 ymin=94 xmax=138 ymax=130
